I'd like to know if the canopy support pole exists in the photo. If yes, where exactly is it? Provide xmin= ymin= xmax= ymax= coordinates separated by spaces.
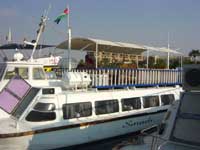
xmin=180 ymin=55 xmax=183 ymax=68
xmin=136 ymin=55 xmax=138 ymax=68
xmin=167 ymin=32 xmax=170 ymax=69
xmin=95 ymin=43 xmax=98 ymax=68
xmin=167 ymin=52 xmax=170 ymax=69
xmin=146 ymin=50 xmax=149 ymax=69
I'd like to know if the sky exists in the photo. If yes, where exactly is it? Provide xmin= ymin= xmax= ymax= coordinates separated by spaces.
xmin=0 ymin=0 xmax=200 ymax=55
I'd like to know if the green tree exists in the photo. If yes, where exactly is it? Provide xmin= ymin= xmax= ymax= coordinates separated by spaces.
xmin=99 ymin=58 xmax=111 ymax=68
xmin=169 ymin=58 xmax=180 ymax=69
xmin=77 ymin=59 xmax=85 ymax=69
xmin=154 ymin=58 xmax=166 ymax=69
xmin=148 ymin=56 xmax=155 ymax=68
xmin=188 ymin=49 xmax=200 ymax=63
xmin=138 ymin=60 xmax=146 ymax=68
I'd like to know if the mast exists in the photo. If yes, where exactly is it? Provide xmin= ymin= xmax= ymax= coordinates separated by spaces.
xmin=25 ymin=6 xmax=50 ymax=61
xmin=30 ymin=15 xmax=47 ymax=61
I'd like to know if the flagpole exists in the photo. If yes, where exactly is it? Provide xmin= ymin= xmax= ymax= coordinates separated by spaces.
xmin=67 ymin=5 xmax=72 ymax=71
xmin=67 ymin=5 xmax=70 ymax=29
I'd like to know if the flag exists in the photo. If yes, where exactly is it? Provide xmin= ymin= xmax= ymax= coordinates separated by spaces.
xmin=54 ymin=8 xmax=69 ymax=24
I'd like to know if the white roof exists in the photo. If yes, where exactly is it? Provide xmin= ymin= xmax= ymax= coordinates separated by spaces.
xmin=144 ymin=46 xmax=182 ymax=55
xmin=159 ymin=47 xmax=182 ymax=54
xmin=57 ymin=37 xmax=146 ymax=54
xmin=56 ymin=37 xmax=182 ymax=55
xmin=88 ymin=38 xmax=120 ymax=47
xmin=115 ymin=42 xmax=145 ymax=49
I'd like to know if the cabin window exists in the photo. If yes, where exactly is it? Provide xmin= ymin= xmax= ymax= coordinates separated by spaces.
xmin=26 ymin=111 xmax=56 ymax=122
xmin=33 ymin=67 xmax=45 ymax=80
xmin=25 ymin=102 xmax=56 ymax=122
xmin=95 ymin=99 xmax=119 ymax=115
xmin=4 ymin=67 xmax=28 ymax=79
xmin=143 ymin=96 xmax=159 ymax=108
xmin=161 ymin=94 xmax=175 ymax=105
xmin=34 ymin=102 xmax=55 ymax=112
xmin=42 ymin=88 xmax=55 ymax=94
xmin=4 ymin=67 xmax=15 ymax=79
xmin=62 ymin=102 xmax=92 ymax=119
xmin=121 ymin=97 xmax=141 ymax=111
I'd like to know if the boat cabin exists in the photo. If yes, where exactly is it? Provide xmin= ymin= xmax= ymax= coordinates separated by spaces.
xmin=0 ymin=76 xmax=180 ymax=126
xmin=0 ymin=61 xmax=51 ymax=91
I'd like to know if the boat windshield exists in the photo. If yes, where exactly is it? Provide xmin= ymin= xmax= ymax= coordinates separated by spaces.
xmin=33 ymin=67 xmax=45 ymax=80
xmin=0 ymin=76 xmax=31 ymax=113
xmin=46 ymin=71 xmax=57 ymax=79
xmin=4 ymin=66 xmax=29 ymax=80
xmin=0 ymin=76 xmax=39 ymax=118
xmin=0 ymin=63 xmax=6 ymax=81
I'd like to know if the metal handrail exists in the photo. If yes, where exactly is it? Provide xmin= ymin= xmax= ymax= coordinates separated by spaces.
xmin=53 ymin=68 xmax=182 ymax=89
xmin=73 ymin=68 xmax=182 ymax=88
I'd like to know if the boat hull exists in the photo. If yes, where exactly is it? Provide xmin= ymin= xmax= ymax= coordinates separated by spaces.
xmin=0 ymin=109 xmax=166 ymax=150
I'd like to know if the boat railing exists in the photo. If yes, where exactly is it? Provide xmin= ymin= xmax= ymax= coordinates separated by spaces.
xmin=54 ymin=68 xmax=182 ymax=89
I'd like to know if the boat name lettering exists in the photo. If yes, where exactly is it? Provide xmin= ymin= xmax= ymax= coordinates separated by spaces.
xmin=122 ymin=117 xmax=153 ymax=128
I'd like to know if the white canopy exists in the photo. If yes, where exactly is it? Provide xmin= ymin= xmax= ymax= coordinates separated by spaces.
xmin=144 ymin=46 xmax=182 ymax=55
xmin=56 ymin=37 xmax=182 ymax=68
xmin=57 ymin=37 xmax=182 ymax=55
xmin=57 ymin=37 xmax=146 ymax=54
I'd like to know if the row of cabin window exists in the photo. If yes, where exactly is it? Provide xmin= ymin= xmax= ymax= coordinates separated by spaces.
xmin=25 ymin=94 xmax=175 ymax=122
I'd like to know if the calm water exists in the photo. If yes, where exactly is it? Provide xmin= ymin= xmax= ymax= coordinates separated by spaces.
xmin=56 ymin=130 xmax=157 ymax=150
xmin=57 ymin=133 xmax=138 ymax=150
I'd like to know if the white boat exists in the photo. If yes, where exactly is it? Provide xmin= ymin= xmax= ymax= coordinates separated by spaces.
xmin=0 ymin=10 xmax=183 ymax=150
xmin=0 ymin=71 xmax=182 ymax=149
